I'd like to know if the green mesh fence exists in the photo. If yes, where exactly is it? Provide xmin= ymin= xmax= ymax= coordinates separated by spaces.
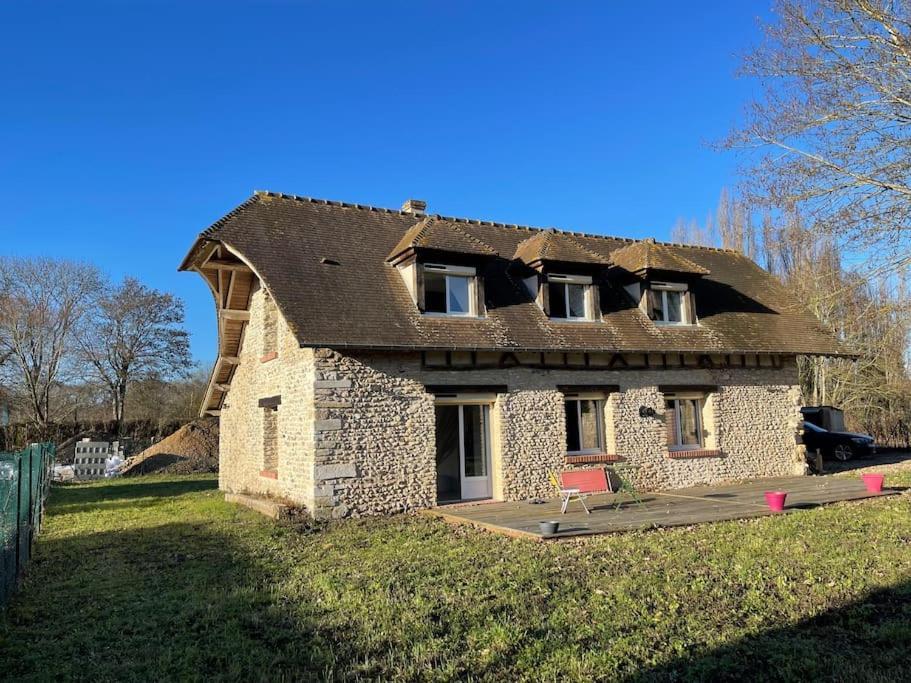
xmin=0 ymin=443 xmax=55 ymax=607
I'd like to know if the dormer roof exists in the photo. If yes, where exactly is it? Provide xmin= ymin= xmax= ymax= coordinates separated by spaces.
xmin=513 ymin=230 xmax=610 ymax=269
xmin=386 ymin=216 xmax=498 ymax=265
xmin=609 ymin=239 xmax=710 ymax=277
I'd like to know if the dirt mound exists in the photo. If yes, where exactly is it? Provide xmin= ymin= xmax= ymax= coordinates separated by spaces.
xmin=120 ymin=418 xmax=219 ymax=476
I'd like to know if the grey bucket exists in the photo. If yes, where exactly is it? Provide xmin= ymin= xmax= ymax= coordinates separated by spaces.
xmin=539 ymin=521 xmax=560 ymax=536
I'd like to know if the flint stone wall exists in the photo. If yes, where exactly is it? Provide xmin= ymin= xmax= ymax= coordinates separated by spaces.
xmin=305 ymin=350 xmax=803 ymax=517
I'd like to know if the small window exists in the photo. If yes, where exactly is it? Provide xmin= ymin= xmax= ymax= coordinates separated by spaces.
xmin=650 ymin=282 xmax=691 ymax=325
xmin=548 ymin=274 xmax=592 ymax=321
xmin=423 ymin=264 xmax=477 ymax=316
xmin=666 ymin=394 xmax=704 ymax=450
xmin=565 ymin=398 xmax=605 ymax=454
xmin=263 ymin=405 xmax=279 ymax=472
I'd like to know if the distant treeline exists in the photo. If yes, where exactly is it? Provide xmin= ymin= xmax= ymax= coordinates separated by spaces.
xmin=0 ymin=418 xmax=192 ymax=453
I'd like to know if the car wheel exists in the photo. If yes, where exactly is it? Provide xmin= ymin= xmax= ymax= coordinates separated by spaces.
xmin=832 ymin=444 xmax=854 ymax=461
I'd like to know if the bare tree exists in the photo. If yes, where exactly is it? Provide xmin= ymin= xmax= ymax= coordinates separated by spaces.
xmin=125 ymin=363 xmax=212 ymax=423
xmin=731 ymin=0 xmax=911 ymax=268
xmin=0 ymin=257 xmax=102 ymax=427
xmin=76 ymin=277 xmax=191 ymax=434
xmin=670 ymin=192 xmax=911 ymax=444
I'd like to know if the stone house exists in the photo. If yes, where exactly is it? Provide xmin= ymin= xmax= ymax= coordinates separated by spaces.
xmin=180 ymin=192 xmax=843 ymax=518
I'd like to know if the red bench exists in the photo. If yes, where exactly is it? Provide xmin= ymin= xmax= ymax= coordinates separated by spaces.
xmin=550 ymin=468 xmax=612 ymax=514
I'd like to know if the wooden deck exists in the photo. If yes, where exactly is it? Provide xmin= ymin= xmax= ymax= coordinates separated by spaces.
xmin=425 ymin=475 xmax=899 ymax=540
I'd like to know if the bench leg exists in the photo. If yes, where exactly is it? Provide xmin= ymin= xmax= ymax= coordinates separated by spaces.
xmin=560 ymin=494 xmax=570 ymax=514
xmin=580 ymin=495 xmax=591 ymax=514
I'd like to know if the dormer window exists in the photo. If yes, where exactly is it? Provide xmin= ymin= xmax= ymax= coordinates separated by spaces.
xmin=547 ymin=274 xmax=594 ymax=321
xmin=422 ymin=264 xmax=478 ymax=317
xmin=649 ymin=282 xmax=694 ymax=325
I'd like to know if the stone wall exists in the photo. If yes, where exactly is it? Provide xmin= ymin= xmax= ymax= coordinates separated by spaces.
xmin=220 ymin=295 xmax=804 ymax=518
xmin=218 ymin=281 xmax=316 ymax=508
xmin=308 ymin=350 xmax=804 ymax=516
xmin=310 ymin=350 xmax=436 ymax=518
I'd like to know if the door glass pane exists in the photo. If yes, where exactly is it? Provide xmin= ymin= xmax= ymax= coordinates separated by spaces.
xmin=462 ymin=405 xmax=487 ymax=477
xmin=435 ymin=405 xmax=461 ymax=500
xmin=567 ymin=284 xmax=586 ymax=318
xmin=448 ymin=275 xmax=470 ymax=314
xmin=424 ymin=271 xmax=446 ymax=313
xmin=549 ymin=282 xmax=567 ymax=318
xmin=565 ymin=400 xmax=581 ymax=452
xmin=579 ymin=399 xmax=602 ymax=451
xmin=678 ymin=399 xmax=702 ymax=446
xmin=666 ymin=291 xmax=683 ymax=322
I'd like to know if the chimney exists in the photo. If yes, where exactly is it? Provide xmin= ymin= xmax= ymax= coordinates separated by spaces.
xmin=401 ymin=198 xmax=427 ymax=214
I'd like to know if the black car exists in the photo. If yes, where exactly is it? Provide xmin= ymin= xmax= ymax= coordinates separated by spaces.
xmin=801 ymin=421 xmax=876 ymax=461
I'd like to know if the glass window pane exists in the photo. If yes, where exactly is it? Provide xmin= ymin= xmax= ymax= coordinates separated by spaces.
xmin=652 ymin=290 xmax=665 ymax=321
xmin=462 ymin=405 xmax=487 ymax=477
xmin=424 ymin=271 xmax=446 ymax=313
xmin=549 ymin=282 xmax=567 ymax=318
xmin=567 ymin=284 xmax=586 ymax=318
xmin=448 ymin=275 xmax=470 ymax=314
xmin=666 ymin=400 xmax=678 ymax=446
xmin=679 ymin=399 xmax=702 ymax=446
xmin=565 ymin=400 xmax=581 ymax=452
xmin=666 ymin=291 xmax=683 ymax=322
xmin=579 ymin=400 xmax=602 ymax=451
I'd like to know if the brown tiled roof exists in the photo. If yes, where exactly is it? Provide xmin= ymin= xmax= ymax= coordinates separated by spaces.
xmin=386 ymin=216 xmax=497 ymax=263
xmin=610 ymin=239 xmax=710 ymax=276
xmin=514 ymin=230 xmax=609 ymax=267
xmin=180 ymin=191 xmax=846 ymax=356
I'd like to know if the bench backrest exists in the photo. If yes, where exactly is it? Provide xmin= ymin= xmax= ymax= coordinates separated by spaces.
xmin=560 ymin=468 xmax=609 ymax=494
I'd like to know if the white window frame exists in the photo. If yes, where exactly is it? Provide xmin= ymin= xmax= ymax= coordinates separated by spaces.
xmin=422 ymin=263 xmax=477 ymax=317
xmin=547 ymin=273 xmax=593 ymax=322
xmin=564 ymin=393 xmax=606 ymax=455
xmin=651 ymin=281 xmax=690 ymax=325
xmin=665 ymin=391 xmax=705 ymax=451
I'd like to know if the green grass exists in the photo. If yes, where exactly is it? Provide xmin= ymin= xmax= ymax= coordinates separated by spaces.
xmin=2 ymin=473 xmax=911 ymax=682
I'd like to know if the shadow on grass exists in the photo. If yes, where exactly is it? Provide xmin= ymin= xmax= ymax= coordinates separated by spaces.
xmin=7 ymin=477 xmax=911 ymax=681
xmin=627 ymin=581 xmax=911 ymax=682
xmin=0 ymin=521 xmax=339 ymax=681
xmin=48 ymin=478 xmax=218 ymax=515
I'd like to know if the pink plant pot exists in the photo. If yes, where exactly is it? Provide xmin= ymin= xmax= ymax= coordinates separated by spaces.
xmin=862 ymin=473 xmax=885 ymax=493
xmin=764 ymin=491 xmax=787 ymax=512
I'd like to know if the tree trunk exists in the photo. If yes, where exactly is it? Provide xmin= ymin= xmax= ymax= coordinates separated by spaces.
xmin=113 ymin=381 xmax=127 ymax=436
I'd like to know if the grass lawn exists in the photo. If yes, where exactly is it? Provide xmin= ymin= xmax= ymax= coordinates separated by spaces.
xmin=2 ymin=474 xmax=911 ymax=682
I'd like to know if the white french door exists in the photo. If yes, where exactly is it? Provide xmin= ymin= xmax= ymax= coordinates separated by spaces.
xmin=434 ymin=402 xmax=492 ymax=502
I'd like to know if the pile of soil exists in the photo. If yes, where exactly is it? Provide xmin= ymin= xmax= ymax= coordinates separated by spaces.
xmin=119 ymin=418 xmax=219 ymax=476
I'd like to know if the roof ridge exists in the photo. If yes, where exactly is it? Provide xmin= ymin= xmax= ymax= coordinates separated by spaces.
xmin=412 ymin=215 xmax=435 ymax=244
xmin=429 ymin=215 xmax=499 ymax=253
xmin=253 ymin=190 xmax=740 ymax=254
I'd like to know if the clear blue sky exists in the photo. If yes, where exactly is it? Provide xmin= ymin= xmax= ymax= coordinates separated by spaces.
xmin=1 ymin=1 xmax=769 ymax=362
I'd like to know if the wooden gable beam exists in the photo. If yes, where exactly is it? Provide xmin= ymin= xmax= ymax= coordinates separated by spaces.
xmin=219 ymin=309 xmax=251 ymax=322
xmin=201 ymin=258 xmax=251 ymax=272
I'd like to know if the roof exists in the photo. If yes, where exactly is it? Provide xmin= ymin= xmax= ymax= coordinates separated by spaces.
xmin=180 ymin=191 xmax=846 ymax=357
xmin=513 ymin=230 xmax=609 ymax=268
xmin=386 ymin=216 xmax=498 ymax=263
xmin=610 ymin=239 xmax=710 ymax=276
